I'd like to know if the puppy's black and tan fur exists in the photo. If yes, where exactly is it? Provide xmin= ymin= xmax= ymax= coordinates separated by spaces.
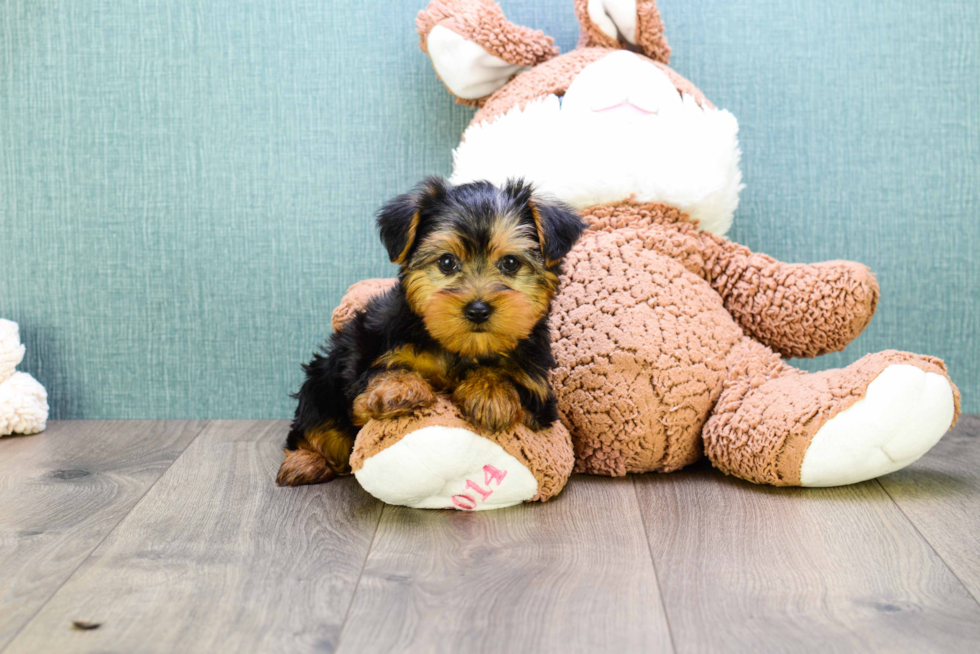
xmin=277 ymin=178 xmax=585 ymax=487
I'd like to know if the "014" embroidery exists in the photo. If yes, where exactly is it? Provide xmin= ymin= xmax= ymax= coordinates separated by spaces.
xmin=451 ymin=465 xmax=508 ymax=510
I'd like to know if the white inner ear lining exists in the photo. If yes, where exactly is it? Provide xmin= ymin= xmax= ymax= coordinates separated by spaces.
xmin=588 ymin=0 xmax=638 ymax=44
xmin=427 ymin=25 xmax=529 ymax=100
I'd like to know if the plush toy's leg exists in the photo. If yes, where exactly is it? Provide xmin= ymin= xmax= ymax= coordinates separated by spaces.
xmin=556 ymin=343 xmax=721 ymax=476
xmin=351 ymin=397 xmax=574 ymax=510
xmin=703 ymin=337 xmax=960 ymax=487
xmin=551 ymin=254 xmax=742 ymax=476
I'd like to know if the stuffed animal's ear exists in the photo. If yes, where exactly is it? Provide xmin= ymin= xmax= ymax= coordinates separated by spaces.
xmin=506 ymin=179 xmax=586 ymax=267
xmin=377 ymin=177 xmax=448 ymax=265
xmin=416 ymin=0 xmax=559 ymax=104
xmin=574 ymin=0 xmax=671 ymax=65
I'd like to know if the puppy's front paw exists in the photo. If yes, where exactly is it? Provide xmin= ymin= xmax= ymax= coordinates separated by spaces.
xmin=453 ymin=373 xmax=523 ymax=433
xmin=352 ymin=371 xmax=436 ymax=426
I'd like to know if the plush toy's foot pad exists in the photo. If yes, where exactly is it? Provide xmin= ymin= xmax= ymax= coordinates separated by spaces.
xmin=354 ymin=426 xmax=539 ymax=510
xmin=800 ymin=364 xmax=956 ymax=487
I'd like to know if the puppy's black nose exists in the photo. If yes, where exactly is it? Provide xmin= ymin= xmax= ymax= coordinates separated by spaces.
xmin=464 ymin=300 xmax=492 ymax=324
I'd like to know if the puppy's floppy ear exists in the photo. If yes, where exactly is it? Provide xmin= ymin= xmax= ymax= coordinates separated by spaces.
xmin=531 ymin=198 xmax=587 ymax=267
xmin=507 ymin=179 xmax=586 ymax=267
xmin=377 ymin=177 xmax=448 ymax=265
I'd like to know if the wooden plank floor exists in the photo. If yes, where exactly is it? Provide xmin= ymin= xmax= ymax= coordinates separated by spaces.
xmin=1 ymin=417 xmax=978 ymax=653
xmin=0 ymin=420 xmax=206 ymax=650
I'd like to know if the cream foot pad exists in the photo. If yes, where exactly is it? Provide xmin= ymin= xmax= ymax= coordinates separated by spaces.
xmin=800 ymin=364 xmax=956 ymax=487
xmin=354 ymin=426 xmax=539 ymax=510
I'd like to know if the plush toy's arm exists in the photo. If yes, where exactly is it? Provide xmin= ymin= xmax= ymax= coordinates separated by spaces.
xmin=331 ymin=278 xmax=398 ymax=332
xmin=417 ymin=0 xmax=558 ymax=105
xmin=698 ymin=234 xmax=880 ymax=359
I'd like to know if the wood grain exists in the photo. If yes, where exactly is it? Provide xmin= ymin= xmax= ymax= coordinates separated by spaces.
xmin=3 ymin=420 xmax=383 ymax=654
xmin=337 ymin=476 xmax=674 ymax=654
xmin=634 ymin=460 xmax=980 ymax=653
xmin=5 ymin=418 xmax=980 ymax=653
xmin=0 ymin=420 xmax=206 ymax=650
xmin=879 ymin=414 xmax=980 ymax=603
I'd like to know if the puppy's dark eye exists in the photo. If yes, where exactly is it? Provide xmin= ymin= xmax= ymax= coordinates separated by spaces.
xmin=437 ymin=254 xmax=459 ymax=274
xmin=498 ymin=255 xmax=521 ymax=274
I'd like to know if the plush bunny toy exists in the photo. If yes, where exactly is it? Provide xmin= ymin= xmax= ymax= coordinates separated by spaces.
xmin=334 ymin=0 xmax=959 ymax=510
xmin=0 ymin=319 xmax=48 ymax=437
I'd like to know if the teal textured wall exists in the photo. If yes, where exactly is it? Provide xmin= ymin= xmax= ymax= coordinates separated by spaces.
xmin=1 ymin=0 xmax=977 ymax=418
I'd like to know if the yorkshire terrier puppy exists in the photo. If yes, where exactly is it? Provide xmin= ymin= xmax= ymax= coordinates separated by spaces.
xmin=276 ymin=178 xmax=586 ymax=487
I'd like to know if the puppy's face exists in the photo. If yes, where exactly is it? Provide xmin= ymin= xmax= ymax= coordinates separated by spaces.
xmin=405 ymin=210 xmax=553 ymax=359
xmin=378 ymin=178 xmax=585 ymax=359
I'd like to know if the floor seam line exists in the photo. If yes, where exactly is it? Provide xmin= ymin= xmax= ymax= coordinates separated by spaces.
xmin=0 ymin=419 xmax=212 ymax=653
xmin=333 ymin=500 xmax=385 ymax=652
xmin=875 ymin=478 xmax=980 ymax=608
xmin=632 ymin=475 xmax=680 ymax=654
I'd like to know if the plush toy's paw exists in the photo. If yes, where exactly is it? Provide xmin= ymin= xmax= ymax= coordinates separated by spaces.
xmin=331 ymin=278 xmax=397 ymax=332
xmin=800 ymin=364 xmax=956 ymax=487
xmin=704 ymin=346 xmax=960 ymax=487
xmin=352 ymin=371 xmax=437 ymax=426
xmin=351 ymin=397 xmax=574 ymax=510
xmin=356 ymin=425 xmax=538 ymax=510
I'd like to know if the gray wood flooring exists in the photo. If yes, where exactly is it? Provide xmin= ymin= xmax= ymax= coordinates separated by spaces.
xmin=1 ymin=416 xmax=978 ymax=653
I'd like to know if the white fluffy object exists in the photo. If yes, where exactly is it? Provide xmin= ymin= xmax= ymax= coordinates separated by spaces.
xmin=452 ymin=51 xmax=744 ymax=235
xmin=0 ymin=319 xmax=48 ymax=436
